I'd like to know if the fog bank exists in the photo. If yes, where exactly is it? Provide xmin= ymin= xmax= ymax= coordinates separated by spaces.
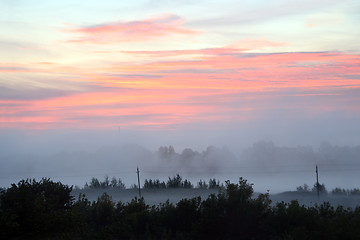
xmin=1 ymin=137 xmax=359 ymax=193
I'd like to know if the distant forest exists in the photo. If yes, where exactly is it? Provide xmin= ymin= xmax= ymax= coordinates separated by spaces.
xmin=82 ymin=174 xmax=223 ymax=190
xmin=80 ymin=174 xmax=360 ymax=196
xmin=1 ymin=177 xmax=360 ymax=239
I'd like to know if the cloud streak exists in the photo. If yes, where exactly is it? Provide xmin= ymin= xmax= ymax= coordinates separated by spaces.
xmin=113 ymin=39 xmax=288 ymax=57
xmin=65 ymin=14 xmax=199 ymax=43
xmin=1 ymin=48 xmax=359 ymax=130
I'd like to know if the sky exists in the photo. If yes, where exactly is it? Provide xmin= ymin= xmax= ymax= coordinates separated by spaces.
xmin=1 ymin=0 xmax=360 ymax=151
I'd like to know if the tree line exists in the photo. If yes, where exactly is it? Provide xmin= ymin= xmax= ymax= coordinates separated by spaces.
xmin=143 ymin=174 xmax=223 ymax=189
xmin=296 ymin=183 xmax=360 ymax=196
xmin=1 ymin=177 xmax=360 ymax=239
xmin=82 ymin=174 xmax=223 ymax=190
xmin=84 ymin=176 xmax=126 ymax=189
xmin=82 ymin=174 xmax=360 ymax=196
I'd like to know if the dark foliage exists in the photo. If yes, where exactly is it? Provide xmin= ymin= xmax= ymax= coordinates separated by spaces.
xmin=196 ymin=179 xmax=208 ymax=189
xmin=296 ymin=183 xmax=360 ymax=196
xmin=85 ymin=176 xmax=126 ymax=189
xmin=166 ymin=174 xmax=193 ymax=188
xmin=296 ymin=183 xmax=310 ymax=192
xmin=143 ymin=179 xmax=166 ymax=189
xmin=1 ymin=177 xmax=360 ymax=239
xmin=208 ymin=178 xmax=223 ymax=189
xmin=332 ymin=187 xmax=348 ymax=195
xmin=0 ymin=178 xmax=74 ymax=239
xmin=312 ymin=182 xmax=327 ymax=194
xmin=331 ymin=187 xmax=360 ymax=196
xmin=144 ymin=177 xmax=223 ymax=190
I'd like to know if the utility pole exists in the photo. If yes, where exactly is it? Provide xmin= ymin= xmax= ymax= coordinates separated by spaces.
xmin=137 ymin=167 xmax=141 ymax=198
xmin=316 ymin=165 xmax=319 ymax=200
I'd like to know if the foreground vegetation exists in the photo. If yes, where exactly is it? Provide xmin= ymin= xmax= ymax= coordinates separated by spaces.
xmin=1 ymin=178 xmax=360 ymax=239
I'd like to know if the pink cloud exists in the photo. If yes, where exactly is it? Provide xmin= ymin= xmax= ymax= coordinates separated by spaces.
xmin=120 ymin=47 xmax=245 ymax=57
xmin=0 ymin=63 xmax=31 ymax=72
xmin=100 ymin=51 xmax=360 ymax=94
xmin=65 ymin=14 xmax=198 ymax=43
xmin=119 ymin=39 xmax=287 ymax=57
xmin=1 ymin=50 xmax=359 ymax=130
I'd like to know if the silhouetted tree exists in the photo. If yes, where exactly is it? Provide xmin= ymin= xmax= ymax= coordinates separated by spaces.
xmin=110 ymin=177 xmax=117 ymax=188
xmin=2 ymin=177 xmax=360 ymax=239
xmin=332 ymin=187 xmax=348 ymax=195
xmin=89 ymin=177 xmax=101 ymax=189
xmin=86 ymin=176 xmax=125 ymax=189
xmin=100 ymin=175 xmax=110 ymax=188
xmin=0 ymin=178 xmax=74 ymax=238
xmin=208 ymin=178 xmax=222 ymax=189
xmin=130 ymin=184 xmax=138 ymax=189
xmin=296 ymin=184 xmax=310 ymax=192
xmin=158 ymin=145 xmax=176 ymax=160
xmin=91 ymin=192 xmax=115 ymax=228
xmin=166 ymin=174 xmax=193 ymax=188
xmin=116 ymin=178 xmax=126 ymax=189
xmin=143 ymin=179 xmax=166 ymax=189
xmin=350 ymin=188 xmax=360 ymax=195
xmin=167 ymin=174 xmax=183 ymax=188
xmin=312 ymin=182 xmax=327 ymax=194
xmin=196 ymin=180 xmax=208 ymax=189
xmin=183 ymin=179 xmax=193 ymax=188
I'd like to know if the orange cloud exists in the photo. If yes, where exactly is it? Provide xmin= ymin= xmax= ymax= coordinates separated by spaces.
xmin=65 ymin=14 xmax=199 ymax=43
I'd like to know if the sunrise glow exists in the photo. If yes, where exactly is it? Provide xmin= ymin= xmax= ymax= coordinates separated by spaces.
xmin=1 ymin=0 xmax=359 ymax=131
